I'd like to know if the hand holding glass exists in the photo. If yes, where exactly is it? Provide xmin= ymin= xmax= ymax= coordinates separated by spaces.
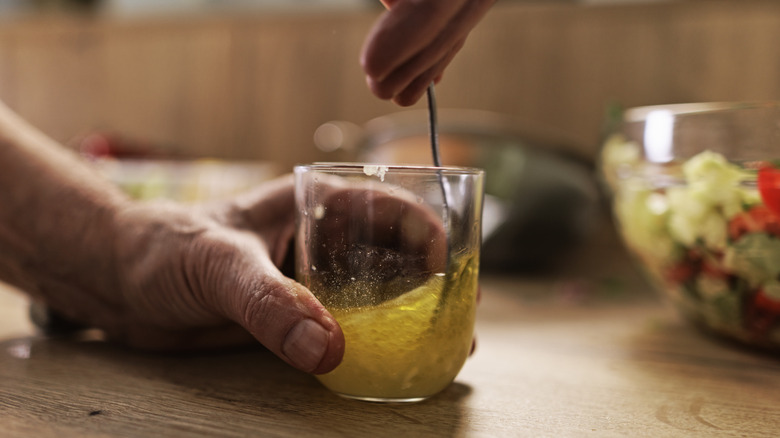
xmin=294 ymin=164 xmax=484 ymax=402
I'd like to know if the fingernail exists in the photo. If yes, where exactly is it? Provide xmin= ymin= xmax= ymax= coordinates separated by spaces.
xmin=282 ymin=319 xmax=329 ymax=373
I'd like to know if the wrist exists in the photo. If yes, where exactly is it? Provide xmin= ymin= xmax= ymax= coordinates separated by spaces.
xmin=0 ymin=100 xmax=131 ymax=300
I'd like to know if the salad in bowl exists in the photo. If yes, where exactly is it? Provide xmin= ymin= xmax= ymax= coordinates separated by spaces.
xmin=601 ymin=102 xmax=780 ymax=348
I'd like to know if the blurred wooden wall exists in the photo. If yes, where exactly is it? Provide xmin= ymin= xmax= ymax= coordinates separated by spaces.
xmin=1 ymin=0 xmax=779 ymax=170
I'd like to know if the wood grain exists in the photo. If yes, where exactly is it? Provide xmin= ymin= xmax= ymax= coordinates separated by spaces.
xmin=2 ymin=219 xmax=780 ymax=437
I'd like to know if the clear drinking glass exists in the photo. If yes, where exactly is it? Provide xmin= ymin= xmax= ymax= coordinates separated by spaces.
xmin=294 ymin=163 xmax=484 ymax=403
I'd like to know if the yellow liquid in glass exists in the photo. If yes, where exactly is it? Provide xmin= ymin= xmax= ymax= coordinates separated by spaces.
xmin=316 ymin=253 xmax=478 ymax=401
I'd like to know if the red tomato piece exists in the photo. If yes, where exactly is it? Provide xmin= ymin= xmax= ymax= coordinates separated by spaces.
xmin=753 ymin=289 xmax=780 ymax=314
xmin=758 ymin=165 xmax=780 ymax=217
xmin=664 ymin=261 xmax=696 ymax=284
xmin=728 ymin=205 xmax=780 ymax=240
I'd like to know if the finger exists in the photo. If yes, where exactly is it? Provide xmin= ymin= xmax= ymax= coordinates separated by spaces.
xmin=366 ymin=25 xmax=464 ymax=102
xmin=119 ymin=321 xmax=256 ymax=351
xmin=362 ymin=0 xmax=494 ymax=101
xmin=33 ymin=282 xmax=257 ymax=352
xmin=243 ymin=272 xmax=345 ymax=375
xmin=317 ymin=187 xmax=448 ymax=275
xmin=361 ymin=0 xmax=467 ymax=83
xmin=227 ymin=174 xmax=297 ymax=267
xmin=391 ymin=38 xmax=466 ymax=106
xmin=198 ymin=232 xmax=345 ymax=374
xmin=231 ymin=174 xmax=295 ymax=230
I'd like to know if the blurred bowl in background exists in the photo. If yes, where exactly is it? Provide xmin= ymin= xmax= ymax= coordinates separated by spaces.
xmin=600 ymin=101 xmax=780 ymax=349
xmin=315 ymin=109 xmax=602 ymax=273
xmin=75 ymin=131 xmax=281 ymax=202
xmin=92 ymin=158 xmax=280 ymax=202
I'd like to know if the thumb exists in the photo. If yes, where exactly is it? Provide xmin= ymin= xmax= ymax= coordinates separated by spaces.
xmin=208 ymin=236 xmax=344 ymax=374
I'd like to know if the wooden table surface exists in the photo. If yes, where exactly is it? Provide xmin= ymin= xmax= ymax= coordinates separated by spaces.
xmin=2 ymin=224 xmax=780 ymax=437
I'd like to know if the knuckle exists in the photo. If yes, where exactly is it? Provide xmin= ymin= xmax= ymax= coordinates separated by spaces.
xmin=242 ymin=289 xmax=273 ymax=327
xmin=241 ymin=278 xmax=295 ymax=331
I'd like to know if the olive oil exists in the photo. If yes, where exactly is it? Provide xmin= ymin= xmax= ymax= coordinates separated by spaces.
xmin=315 ymin=253 xmax=478 ymax=401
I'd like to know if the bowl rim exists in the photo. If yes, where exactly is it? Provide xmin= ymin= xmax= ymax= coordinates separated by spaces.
xmin=623 ymin=101 xmax=780 ymax=122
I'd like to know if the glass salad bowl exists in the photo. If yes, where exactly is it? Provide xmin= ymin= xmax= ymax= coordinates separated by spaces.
xmin=600 ymin=102 xmax=780 ymax=349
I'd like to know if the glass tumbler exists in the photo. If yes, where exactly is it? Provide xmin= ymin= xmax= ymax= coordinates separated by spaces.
xmin=294 ymin=163 xmax=484 ymax=403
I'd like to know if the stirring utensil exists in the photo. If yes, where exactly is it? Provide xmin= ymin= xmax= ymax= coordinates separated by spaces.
xmin=426 ymin=83 xmax=443 ymax=169
xmin=426 ymin=83 xmax=456 ymax=323
xmin=425 ymin=83 xmax=450 ymax=247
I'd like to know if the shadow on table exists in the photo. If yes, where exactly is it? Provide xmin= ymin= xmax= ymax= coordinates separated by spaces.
xmin=0 ymin=334 xmax=473 ymax=437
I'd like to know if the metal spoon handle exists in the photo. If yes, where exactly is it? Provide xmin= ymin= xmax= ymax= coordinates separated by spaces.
xmin=426 ymin=83 xmax=449 ymax=215
xmin=426 ymin=83 xmax=442 ymax=167
xmin=426 ymin=83 xmax=454 ymax=324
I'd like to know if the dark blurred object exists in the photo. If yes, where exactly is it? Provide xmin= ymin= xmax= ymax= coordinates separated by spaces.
xmin=68 ymin=0 xmax=101 ymax=8
xmin=31 ymin=0 xmax=102 ymax=12
xmin=314 ymin=109 xmax=601 ymax=273
xmin=29 ymin=301 xmax=87 ymax=336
